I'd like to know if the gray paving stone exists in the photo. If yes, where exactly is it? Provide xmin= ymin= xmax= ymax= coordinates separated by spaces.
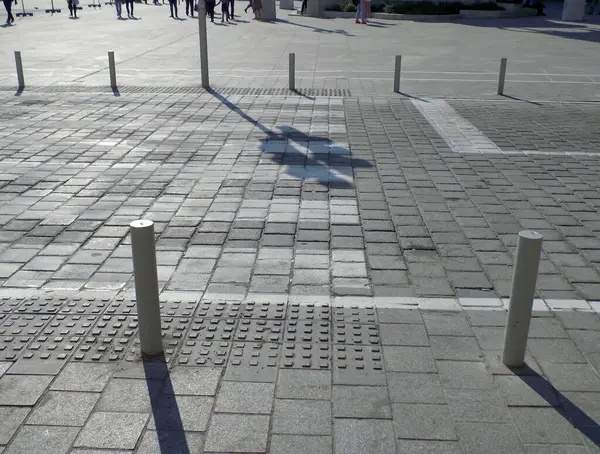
xmin=376 ymin=308 xmax=423 ymax=324
xmin=147 ymin=395 xmax=213 ymax=431
xmin=273 ymin=399 xmax=331 ymax=435
xmin=0 ymin=363 xmax=10 ymax=378
xmin=423 ymin=312 xmax=475 ymax=336
xmin=446 ymin=389 xmax=510 ymax=423
xmin=524 ymin=446 xmax=588 ymax=454
xmin=392 ymin=403 xmax=457 ymax=440
xmin=430 ymin=336 xmax=483 ymax=361
xmin=75 ymin=412 xmax=148 ymax=449
xmin=387 ymin=372 xmax=446 ymax=404
xmin=568 ymin=330 xmax=600 ymax=353
xmin=0 ymin=375 xmax=52 ymax=406
xmin=333 ymin=419 xmax=396 ymax=454
xmin=276 ymin=369 xmax=331 ymax=400
xmin=205 ymin=414 xmax=270 ymax=453
xmin=215 ymin=381 xmax=274 ymax=414
xmin=163 ymin=366 xmax=221 ymax=396
xmin=541 ymin=362 xmax=600 ymax=392
xmin=27 ymin=391 xmax=100 ymax=426
xmin=395 ymin=440 xmax=463 ymax=454
xmin=333 ymin=385 xmax=391 ymax=419
xmin=136 ymin=431 xmax=204 ymax=454
xmin=384 ymin=346 xmax=436 ymax=373
xmin=50 ymin=363 xmax=116 ymax=392
xmin=97 ymin=378 xmax=157 ymax=413
xmin=455 ymin=423 xmax=525 ymax=454
xmin=495 ymin=375 xmax=560 ymax=407
xmin=379 ymin=323 xmax=429 ymax=346
xmin=0 ymin=407 xmax=30 ymax=444
xmin=270 ymin=435 xmax=332 ymax=454
xmin=3 ymin=425 xmax=79 ymax=454
xmin=437 ymin=360 xmax=495 ymax=390
xmin=528 ymin=338 xmax=586 ymax=363
xmin=510 ymin=407 xmax=583 ymax=444
xmin=561 ymin=391 xmax=600 ymax=426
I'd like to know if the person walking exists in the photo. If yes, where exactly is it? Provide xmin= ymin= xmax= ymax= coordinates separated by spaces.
xmin=185 ymin=0 xmax=194 ymax=15
xmin=206 ymin=0 xmax=215 ymax=20
xmin=3 ymin=0 xmax=15 ymax=24
xmin=125 ymin=0 xmax=134 ymax=17
xmin=300 ymin=0 xmax=306 ymax=14
xmin=114 ymin=0 xmax=123 ymax=17
xmin=168 ymin=0 xmax=178 ymax=17
xmin=67 ymin=0 xmax=79 ymax=17
xmin=251 ymin=0 xmax=260 ymax=19
xmin=243 ymin=0 xmax=250 ymax=12
xmin=221 ymin=0 xmax=229 ymax=21
xmin=355 ymin=0 xmax=366 ymax=23
xmin=229 ymin=0 xmax=234 ymax=17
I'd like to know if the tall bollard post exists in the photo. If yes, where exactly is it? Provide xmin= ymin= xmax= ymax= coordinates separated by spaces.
xmin=393 ymin=55 xmax=401 ymax=93
xmin=14 ymin=52 xmax=24 ymax=91
xmin=289 ymin=53 xmax=295 ymax=91
xmin=501 ymin=230 xmax=543 ymax=367
xmin=197 ymin=1 xmax=209 ymax=89
xmin=497 ymin=57 xmax=507 ymax=96
xmin=130 ymin=220 xmax=163 ymax=356
xmin=108 ymin=51 xmax=117 ymax=90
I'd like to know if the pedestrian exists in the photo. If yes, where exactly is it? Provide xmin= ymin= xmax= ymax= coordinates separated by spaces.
xmin=3 ymin=0 xmax=15 ymax=24
xmin=206 ymin=0 xmax=215 ymax=20
xmin=113 ymin=0 xmax=122 ymax=17
xmin=168 ymin=0 xmax=178 ymax=17
xmin=586 ymin=0 xmax=599 ymax=14
xmin=355 ymin=0 xmax=366 ymax=23
xmin=185 ymin=0 xmax=194 ymax=15
xmin=221 ymin=0 xmax=229 ymax=21
xmin=243 ymin=0 xmax=250 ymax=12
xmin=251 ymin=0 xmax=260 ymax=19
xmin=229 ymin=0 xmax=234 ymax=16
xmin=125 ymin=0 xmax=134 ymax=17
xmin=300 ymin=0 xmax=306 ymax=14
xmin=67 ymin=0 xmax=78 ymax=17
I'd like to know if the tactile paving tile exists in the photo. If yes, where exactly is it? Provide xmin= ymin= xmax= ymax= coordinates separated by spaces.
xmin=196 ymin=301 xmax=242 ymax=319
xmin=74 ymin=315 xmax=138 ymax=362
xmin=241 ymin=302 xmax=287 ymax=320
xmin=284 ymin=320 xmax=331 ymax=343
xmin=0 ymin=314 xmax=53 ymax=336
xmin=333 ymin=345 xmax=386 ymax=385
xmin=188 ymin=318 xmax=237 ymax=342
xmin=21 ymin=314 xmax=97 ymax=361
xmin=333 ymin=306 xmax=378 ymax=324
xmin=0 ymin=336 xmax=32 ymax=361
xmin=235 ymin=319 xmax=284 ymax=342
xmin=159 ymin=298 xmax=199 ymax=317
xmin=58 ymin=296 xmax=111 ymax=315
xmin=125 ymin=316 xmax=191 ymax=363
xmin=0 ymin=296 xmax=26 ymax=313
xmin=176 ymin=340 xmax=232 ymax=366
xmin=104 ymin=296 xmax=137 ymax=315
xmin=333 ymin=323 xmax=380 ymax=345
xmin=287 ymin=303 xmax=332 ymax=321
xmin=281 ymin=342 xmax=331 ymax=369
xmin=16 ymin=296 xmax=67 ymax=314
xmin=225 ymin=342 xmax=280 ymax=382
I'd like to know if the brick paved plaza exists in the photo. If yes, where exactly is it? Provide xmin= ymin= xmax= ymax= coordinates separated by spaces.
xmin=0 ymin=3 xmax=600 ymax=453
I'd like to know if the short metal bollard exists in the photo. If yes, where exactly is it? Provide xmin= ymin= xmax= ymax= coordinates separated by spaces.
xmin=197 ymin=1 xmax=210 ymax=89
xmin=108 ymin=51 xmax=117 ymax=90
xmin=501 ymin=230 xmax=543 ymax=367
xmin=14 ymin=51 xmax=24 ymax=90
xmin=289 ymin=53 xmax=296 ymax=91
xmin=497 ymin=57 xmax=507 ymax=96
xmin=393 ymin=55 xmax=401 ymax=93
xmin=130 ymin=220 xmax=163 ymax=356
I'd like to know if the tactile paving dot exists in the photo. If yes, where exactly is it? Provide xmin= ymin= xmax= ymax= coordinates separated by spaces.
xmin=74 ymin=315 xmax=138 ymax=362
xmin=281 ymin=342 xmax=331 ymax=369
xmin=284 ymin=320 xmax=331 ymax=343
xmin=188 ymin=318 xmax=237 ymax=342
xmin=241 ymin=302 xmax=287 ymax=320
xmin=125 ymin=316 xmax=191 ymax=362
xmin=59 ymin=296 xmax=111 ymax=315
xmin=333 ymin=306 xmax=378 ymax=324
xmin=333 ymin=345 xmax=386 ymax=385
xmin=176 ymin=340 xmax=232 ymax=366
xmin=0 ymin=296 xmax=26 ymax=313
xmin=333 ymin=323 xmax=380 ymax=345
xmin=225 ymin=342 xmax=280 ymax=382
xmin=196 ymin=301 xmax=242 ymax=319
xmin=0 ymin=336 xmax=32 ymax=361
xmin=0 ymin=314 xmax=52 ymax=336
xmin=235 ymin=319 xmax=283 ymax=342
xmin=21 ymin=314 xmax=97 ymax=361
xmin=159 ymin=299 xmax=199 ymax=317
xmin=105 ymin=297 xmax=137 ymax=315
xmin=287 ymin=303 xmax=331 ymax=321
xmin=16 ymin=296 xmax=67 ymax=314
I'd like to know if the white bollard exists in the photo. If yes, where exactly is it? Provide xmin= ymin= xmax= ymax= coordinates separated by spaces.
xmin=393 ymin=55 xmax=401 ymax=93
xmin=130 ymin=220 xmax=163 ymax=356
xmin=197 ymin=1 xmax=209 ymax=89
xmin=497 ymin=57 xmax=507 ymax=96
xmin=15 ymin=51 xmax=24 ymax=90
xmin=501 ymin=230 xmax=543 ymax=367
xmin=289 ymin=53 xmax=295 ymax=91
xmin=108 ymin=51 xmax=117 ymax=90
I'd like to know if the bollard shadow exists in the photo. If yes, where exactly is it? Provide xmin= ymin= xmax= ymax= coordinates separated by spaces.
xmin=14 ymin=87 xmax=24 ymax=96
xmin=144 ymin=353 xmax=191 ymax=454
xmin=510 ymin=364 xmax=600 ymax=448
xmin=112 ymin=87 xmax=121 ymax=97
xmin=275 ymin=18 xmax=355 ymax=36
xmin=500 ymin=93 xmax=542 ymax=106
xmin=396 ymin=91 xmax=430 ymax=102
xmin=290 ymin=88 xmax=315 ymax=100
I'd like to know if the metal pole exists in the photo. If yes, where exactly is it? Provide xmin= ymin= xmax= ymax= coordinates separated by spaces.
xmin=501 ymin=230 xmax=543 ymax=367
xmin=197 ymin=1 xmax=209 ymax=89
xmin=14 ymin=52 xmax=24 ymax=90
xmin=289 ymin=53 xmax=295 ymax=91
xmin=393 ymin=55 xmax=401 ymax=93
xmin=497 ymin=57 xmax=507 ymax=95
xmin=108 ymin=51 xmax=117 ymax=89
xmin=130 ymin=220 xmax=163 ymax=356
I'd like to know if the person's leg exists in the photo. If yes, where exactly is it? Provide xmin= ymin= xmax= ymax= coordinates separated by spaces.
xmin=300 ymin=0 xmax=306 ymax=13
xmin=169 ymin=0 xmax=174 ymax=16
xmin=230 ymin=0 xmax=234 ymax=16
xmin=115 ymin=0 xmax=121 ymax=17
xmin=125 ymin=0 xmax=131 ymax=16
xmin=355 ymin=0 xmax=362 ymax=22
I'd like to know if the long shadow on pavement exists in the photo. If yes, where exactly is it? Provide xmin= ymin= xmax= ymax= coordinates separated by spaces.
xmin=144 ymin=354 xmax=190 ymax=454
xmin=512 ymin=364 xmax=600 ymax=448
